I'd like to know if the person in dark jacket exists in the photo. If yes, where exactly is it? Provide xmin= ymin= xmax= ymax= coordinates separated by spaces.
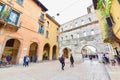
xmin=23 ymin=55 xmax=28 ymax=67
xmin=70 ymin=54 xmax=74 ymax=67
xmin=6 ymin=55 xmax=12 ymax=64
xmin=61 ymin=54 xmax=65 ymax=70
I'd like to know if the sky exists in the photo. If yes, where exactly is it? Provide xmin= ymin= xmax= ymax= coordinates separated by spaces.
xmin=39 ymin=0 xmax=93 ymax=24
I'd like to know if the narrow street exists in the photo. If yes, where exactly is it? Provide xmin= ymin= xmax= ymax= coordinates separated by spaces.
xmin=0 ymin=59 xmax=110 ymax=80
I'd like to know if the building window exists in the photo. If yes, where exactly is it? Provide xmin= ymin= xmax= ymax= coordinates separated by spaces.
xmin=46 ymin=31 xmax=49 ymax=38
xmin=83 ymin=31 xmax=87 ymax=36
xmin=0 ymin=4 xmax=5 ymax=16
xmin=75 ymin=22 xmax=78 ymax=27
xmin=77 ymin=33 xmax=80 ymax=38
xmin=91 ymin=29 xmax=95 ymax=35
xmin=118 ymin=0 xmax=120 ymax=4
xmin=8 ymin=9 xmax=20 ymax=25
xmin=46 ymin=21 xmax=49 ymax=27
xmin=0 ymin=4 xmax=5 ymax=12
xmin=16 ymin=0 xmax=24 ymax=5
xmin=39 ymin=12 xmax=45 ymax=22
xmin=57 ymin=28 xmax=59 ymax=32
xmin=88 ymin=18 xmax=91 ymax=22
xmin=66 ymin=36 xmax=67 ymax=39
xmin=106 ymin=15 xmax=114 ymax=27
xmin=61 ymin=37 xmax=63 ymax=40
xmin=81 ymin=20 xmax=84 ymax=25
xmin=38 ymin=24 xmax=44 ymax=34
xmin=71 ymin=35 xmax=73 ymax=39
xmin=56 ymin=36 xmax=58 ymax=42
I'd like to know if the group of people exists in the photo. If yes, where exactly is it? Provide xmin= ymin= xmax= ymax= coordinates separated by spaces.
xmin=0 ymin=54 xmax=12 ymax=66
xmin=59 ymin=54 xmax=74 ymax=70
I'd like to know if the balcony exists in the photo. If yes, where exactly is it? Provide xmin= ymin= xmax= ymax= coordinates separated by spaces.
xmin=0 ymin=8 xmax=22 ymax=31
xmin=0 ymin=17 xmax=21 ymax=32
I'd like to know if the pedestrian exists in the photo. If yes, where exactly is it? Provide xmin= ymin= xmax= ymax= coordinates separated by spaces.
xmin=26 ymin=55 xmax=29 ymax=66
xmin=89 ymin=55 xmax=92 ymax=62
xmin=111 ymin=59 xmax=116 ymax=66
xmin=59 ymin=54 xmax=65 ymax=70
xmin=23 ymin=55 xmax=27 ymax=67
xmin=70 ymin=54 xmax=74 ymax=67
xmin=6 ymin=54 xmax=12 ymax=64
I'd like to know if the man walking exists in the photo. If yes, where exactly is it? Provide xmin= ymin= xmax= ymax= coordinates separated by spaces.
xmin=70 ymin=54 xmax=74 ymax=67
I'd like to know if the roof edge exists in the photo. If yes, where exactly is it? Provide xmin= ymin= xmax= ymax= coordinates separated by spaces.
xmin=34 ymin=0 xmax=48 ymax=11
xmin=46 ymin=14 xmax=60 ymax=27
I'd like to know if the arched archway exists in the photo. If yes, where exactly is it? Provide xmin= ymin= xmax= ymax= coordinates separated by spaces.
xmin=81 ymin=45 xmax=97 ymax=59
xmin=63 ymin=48 xmax=70 ymax=58
xmin=29 ymin=42 xmax=38 ymax=62
xmin=43 ymin=43 xmax=50 ymax=60
xmin=2 ymin=39 xmax=20 ymax=64
xmin=52 ymin=45 xmax=57 ymax=60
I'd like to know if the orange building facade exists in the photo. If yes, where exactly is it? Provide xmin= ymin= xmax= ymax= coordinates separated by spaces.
xmin=0 ymin=0 xmax=60 ymax=64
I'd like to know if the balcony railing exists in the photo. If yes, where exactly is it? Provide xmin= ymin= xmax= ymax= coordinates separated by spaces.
xmin=60 ymin=34 xmax=99 ymax=46
xmin=0 ymin=16 xmax=21 ymax=31
xmin=39 ymin=16 xmax=45 ymax=23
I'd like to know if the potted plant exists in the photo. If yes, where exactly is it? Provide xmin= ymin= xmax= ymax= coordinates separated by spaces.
xmin=0 ymin=10 xmax=10 ymax=21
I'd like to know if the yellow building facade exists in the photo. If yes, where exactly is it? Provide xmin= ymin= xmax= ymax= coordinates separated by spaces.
xmin=111 ymin=0 xmax=120 ymax=39
xmin=92 ymin=0 xmax=120 ymax=55
xmin=0 ymin=0 xmax=60 ymax=64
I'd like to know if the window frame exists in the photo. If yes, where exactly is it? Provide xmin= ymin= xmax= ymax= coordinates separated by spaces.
xmin=8 ymin=9 xmax=20 ymax=25
xmin=16 ymin=0 xmax=24 ymax=5
xmin=118 ymin=0 xmax=120 ymax=4
xmin=0 ymin=3 xmax=5 ymax=17
xmin=38 ymin=24 xmax=44 ymax=34
xmin=46 ymin=31 xmax=49 ymax=38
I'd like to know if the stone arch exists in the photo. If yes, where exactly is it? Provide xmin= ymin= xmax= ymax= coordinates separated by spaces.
xmin=52 ymin=45 xmax=57 ymax=60
xmin=60 ymin=46 xmax=72 ymax=56
xmin=80 ymin=43 xmax=99 ymax=59
xmin=80 ymin=44 xmax=99 ymax=54
xmin=2 ymin=38 xmax=21 ymax=64
xmin=29 ymin=42 xmax=38 ymax=63
xmin=60 ymin=46 xmax=72 ymax=58
xmin=43 ymin=43 xmax=50 ymax=60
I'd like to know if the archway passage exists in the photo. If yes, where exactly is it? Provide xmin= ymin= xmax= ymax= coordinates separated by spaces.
xmin=63 ymin=48 xmax=69 ymax=58
xmin=29 ymin=42 xmax=38 ymax=63
xmin=81 ymin=45 xmax=98 ymax=59
xmin=43 ymin=43 xmax=50 ymax=60
xmin=52 ymin=45 xmax=57 ymax=60
xmin=2 ymin=39 xmax=20 ymax=64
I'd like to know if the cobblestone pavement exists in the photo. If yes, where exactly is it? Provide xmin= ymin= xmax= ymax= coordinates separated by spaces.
xmin=105 ymin=63 xmax=120 ymax=80
xmin=0 ymin=60 xmax=110 ymax=80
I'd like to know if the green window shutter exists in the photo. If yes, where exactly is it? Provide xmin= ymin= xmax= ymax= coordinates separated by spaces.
xmin=0 ymin=4 xmax=5 ymax=17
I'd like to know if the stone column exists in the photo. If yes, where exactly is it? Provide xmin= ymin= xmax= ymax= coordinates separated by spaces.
xmin=0 ymin=35 xmax=6 ymax=58
xmin=37 ymin=43 xmax=43 ymax=62
xmin=49 ymin=47 xmax=52 ymax=60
